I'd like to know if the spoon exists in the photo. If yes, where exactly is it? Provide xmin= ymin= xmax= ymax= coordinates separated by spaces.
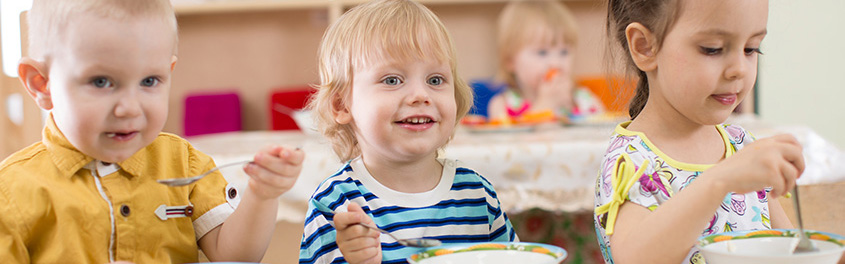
xmin=791 ymin=186 xmax=819 ymax=253
xmin=157 ymin=160 xmax=252 ymax=186
xmin=329 ymin=209 xmax=441 ymax=248
xmin=356 ymin=222 xmax=442 ymax=248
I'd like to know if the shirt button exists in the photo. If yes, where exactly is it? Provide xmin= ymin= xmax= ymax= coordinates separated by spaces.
xmin=228 ymin=187 xmax=237 ymax=199
xmin=184 ymin=205 xmax=194 ymax=217
xmin=120 ymin=205 xmax=130 ymax=217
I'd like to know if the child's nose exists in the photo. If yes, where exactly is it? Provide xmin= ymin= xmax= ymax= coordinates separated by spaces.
xmin=114 ymin=92 xmax=143 ymax=117
xmin=406 ymin=82 xmax=432 ymax=106
xmin=724 ymin=52 xmax=749 ymax=80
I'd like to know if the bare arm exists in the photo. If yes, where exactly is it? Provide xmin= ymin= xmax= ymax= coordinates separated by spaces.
xmin=486 ymin=94 xmax=507 ymax=122
xmin=610 ymin=135 xmax=804 ymax=264
xmin=610 ymin=176 xmax=728 ymax=264
xmin=769 ymin=197 xmax=794 ymax=229
xmin=199 ymin=146 xmax=304 ymax=262
xmin=199 ymin=191 xmax=280 ymax=261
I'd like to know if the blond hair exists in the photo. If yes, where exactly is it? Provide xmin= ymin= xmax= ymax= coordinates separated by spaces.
xmin=310 ymin=0 xmax=472 ymax=162
xmin=27 ymin=0 xmax=178 ymax=62
xmin=497 ymin=0 xmax=579 ymax=89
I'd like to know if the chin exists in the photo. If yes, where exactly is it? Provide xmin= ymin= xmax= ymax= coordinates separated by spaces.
xmin=702 ymin=114 xmax=732 ymax=126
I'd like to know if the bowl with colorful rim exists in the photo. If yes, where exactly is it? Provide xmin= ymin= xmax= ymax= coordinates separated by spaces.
xmin=407 ymin=242 xmax=567 ymax=264
xmin=697 ymin=229 xmax=845 ymax=264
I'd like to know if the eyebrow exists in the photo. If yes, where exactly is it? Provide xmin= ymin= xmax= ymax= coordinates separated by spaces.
xmin=697 ymin=29 xmax=768 ymax=38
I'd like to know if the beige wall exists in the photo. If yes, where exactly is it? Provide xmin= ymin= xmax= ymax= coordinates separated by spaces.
xmin=169 ymin=1 xmax=607 ymax=135
xmin=758 ymin=0 xmax=845 ymax=149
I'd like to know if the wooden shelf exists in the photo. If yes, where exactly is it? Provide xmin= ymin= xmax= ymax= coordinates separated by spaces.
xmin=173 ymin=0 xmax=596 ymax=16
xmin=166 ymin=0 xmax=610 ymax=134
xmin=174 ymin=0 xmax=334 ymax=15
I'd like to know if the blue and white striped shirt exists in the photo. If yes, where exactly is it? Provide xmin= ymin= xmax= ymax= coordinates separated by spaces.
xmin=299 ymin=157 xmax=517 ymax=264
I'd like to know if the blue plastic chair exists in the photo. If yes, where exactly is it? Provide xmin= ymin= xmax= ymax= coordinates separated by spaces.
xmin=469 ymin=80 xmax=507 ymax=118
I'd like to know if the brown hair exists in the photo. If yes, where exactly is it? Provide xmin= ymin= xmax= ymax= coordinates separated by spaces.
xmin=27 ymin=0 xmax=178 ymax=62
xmin=310 ymin=0 xmax=473 ymax=161
xmin=606 ymin=0 xmax=679 ymax=119
xmin=498 ymin=0 xmax=579 ymax=90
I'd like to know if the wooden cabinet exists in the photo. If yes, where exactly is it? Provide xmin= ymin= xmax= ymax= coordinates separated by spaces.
xmin=0 ymin=17 xmax=44 ymax=158
xmin=169 ymin=0 xmax=607 ymax=134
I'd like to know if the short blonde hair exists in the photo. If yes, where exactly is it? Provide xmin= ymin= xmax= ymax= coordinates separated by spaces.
xmin=497 ymin=0 xmax=579 ymax=88
xmin=27 ymin=0 xmax=178 ymax=62
xmin=310 ymin=0 xmax=473 ymax=162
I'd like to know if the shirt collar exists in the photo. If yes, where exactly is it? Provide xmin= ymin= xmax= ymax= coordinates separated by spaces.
xmin=43 ymin=114 xmax=144 ymax=179
xmin=43 ymin=114 xmax=93 ymax=178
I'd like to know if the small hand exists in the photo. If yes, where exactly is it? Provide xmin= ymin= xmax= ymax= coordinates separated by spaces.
xmin=534 ymin=68 xmax=573 ymax=112
xmin=705 ymin=134 xmax=804 ymax=197
xmin=243 ymin=145 xmax=305 ymax=200
xmin=335 ymin=203 xmax=382 ymax=264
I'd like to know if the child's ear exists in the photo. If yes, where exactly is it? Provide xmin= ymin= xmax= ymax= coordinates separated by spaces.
xmin=170 ymin=55 xmax=178 ymax=71
xmin=331 ymin=95 xmax=352 ymax=124
xmin=625 ymin=22 xmax=658 ymax=72
xmin=18 ymin=57 xmax=52 ymax=110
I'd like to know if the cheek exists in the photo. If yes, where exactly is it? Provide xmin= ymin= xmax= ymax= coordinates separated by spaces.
xmin=438 ymin=93 xmax=458 ymax=120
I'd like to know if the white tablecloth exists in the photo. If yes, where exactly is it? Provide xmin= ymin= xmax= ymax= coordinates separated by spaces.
xmin=186 ymin=114 xmax=845 ymax=222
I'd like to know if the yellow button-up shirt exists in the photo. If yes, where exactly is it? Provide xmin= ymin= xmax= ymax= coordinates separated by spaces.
xmin=0 ymin=117 xmax=234 ymax=263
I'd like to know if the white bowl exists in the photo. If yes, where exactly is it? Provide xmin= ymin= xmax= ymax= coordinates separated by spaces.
xmin=407 ymin=242 xmax=567 ymax=264
xmin=697 ymin=229 xmax=845 ymax=264
xmin=292 ymin=110 xmax=319 ymax=136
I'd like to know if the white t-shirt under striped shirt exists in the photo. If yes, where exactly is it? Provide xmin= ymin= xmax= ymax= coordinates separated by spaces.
xmin=299 ymin=157 xmax=517 ymax=264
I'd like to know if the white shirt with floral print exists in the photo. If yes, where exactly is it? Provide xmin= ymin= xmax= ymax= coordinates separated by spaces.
xmin=594 ymin=122 xmax=772 ymax=264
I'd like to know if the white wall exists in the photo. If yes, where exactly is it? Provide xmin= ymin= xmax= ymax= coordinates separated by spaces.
xmin=758 ymin=0 xmax=845 ymax=149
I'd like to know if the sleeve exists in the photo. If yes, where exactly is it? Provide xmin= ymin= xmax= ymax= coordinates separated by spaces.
xmin=574 ymin=87 xmax=606 ymax=115
xmin=595 ymin=151 xmax=670 ymax=235
xmin=722 ymin=124 xmax=756 ymax=152
xmin=0 ymin=178 xmax=30 ymax=263
xmin=478 ymin=174 xmax=518 ymax=242
xmin=299 ymin=198 xmax=343 ymax=264
xmin=186 ymin=146 xmax=234 ymax=240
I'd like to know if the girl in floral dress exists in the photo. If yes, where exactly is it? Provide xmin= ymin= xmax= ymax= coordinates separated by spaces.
xmin=594 ymin=0 xmax=804 ymax=263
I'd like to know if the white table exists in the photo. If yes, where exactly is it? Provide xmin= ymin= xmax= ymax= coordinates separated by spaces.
xmin=187 ymin=114 xmax=845 ymax=222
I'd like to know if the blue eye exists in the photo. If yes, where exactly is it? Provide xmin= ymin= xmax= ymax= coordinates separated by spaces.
xmin=382 ymin=76 xmax=401 ymax=85
xmin=700 ymin=47 xmax=722 ymax=55
xmin=427 ymin=76 xmax=444 ymax=86
xmin=141 ymin=77 xmax=159 ymax=87
xmin=538 ymin=49 xmax=548 ymax=56
xmin=92 ymin=77 xmax=112 ymax=88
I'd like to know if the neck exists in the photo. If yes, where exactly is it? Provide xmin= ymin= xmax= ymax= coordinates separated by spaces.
xmin=628 ymin=97 xmax=726 ymax=164
xmin=360 ymin=153 xmax=443 ymax=193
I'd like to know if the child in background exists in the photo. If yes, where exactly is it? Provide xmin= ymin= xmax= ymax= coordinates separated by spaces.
xmin=487 ymin=0 xmax=604 ymax=125
xmin=299 ymin=0 xmax=517 ymax=263
xmin=1 ymin=0 xmax=303 ymax=263
xmin=594 ymin=0 xmax=804 ymax=263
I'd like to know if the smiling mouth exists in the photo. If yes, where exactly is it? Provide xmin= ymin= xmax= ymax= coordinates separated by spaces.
xmin=396 ymin=117 xmax=435 ymax=124
xmin=711 ymin=94 xmax=737 ymax=105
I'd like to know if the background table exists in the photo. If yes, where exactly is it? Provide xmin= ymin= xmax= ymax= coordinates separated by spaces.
xmin=188 ymin=114 xmax=845 ymax=221
xmin=187 ymin=114 xmax=845 ymax=263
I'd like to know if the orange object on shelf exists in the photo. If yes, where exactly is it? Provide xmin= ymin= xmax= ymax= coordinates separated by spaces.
xmin=576 ymin=75 xmax=636 ymax=114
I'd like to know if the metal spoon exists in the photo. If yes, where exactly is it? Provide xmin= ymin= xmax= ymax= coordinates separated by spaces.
xmin=330 ymin=209 xmax=441 ymax=248
xmin=157 ymin=160 xmax=252 ymax=187
xmin=792 ymin=186 xmax=819 ymax=253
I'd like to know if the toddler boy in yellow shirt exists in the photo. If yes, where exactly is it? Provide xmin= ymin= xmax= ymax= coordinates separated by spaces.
xmin=0 ymin=0 xmax=304 ymax=263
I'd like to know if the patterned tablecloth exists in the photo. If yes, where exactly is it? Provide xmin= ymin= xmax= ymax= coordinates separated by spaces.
xmin=187 ymin=114 xmax=845 ymax=223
